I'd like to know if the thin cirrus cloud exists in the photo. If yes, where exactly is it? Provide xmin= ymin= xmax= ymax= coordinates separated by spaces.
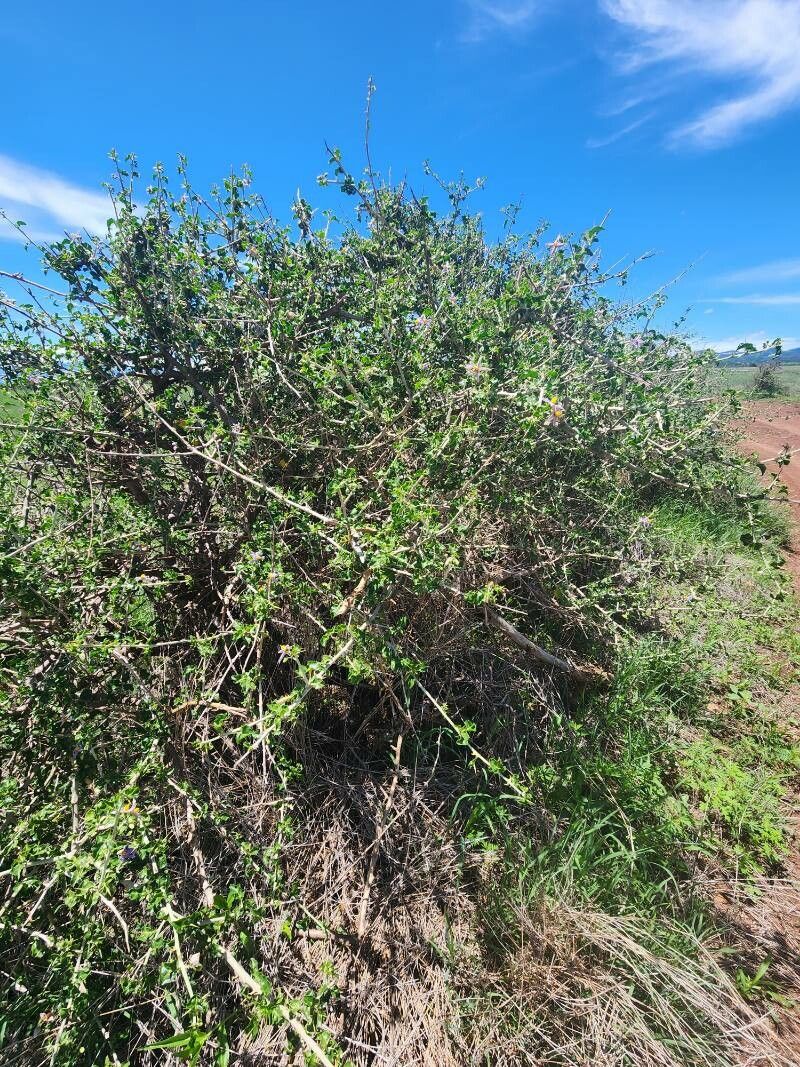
xmin=600 ymin=0 xmax=800 ymax=146
xmin=705 ymin=258 xmax=800 ymax=311
xmin=705 ymin=294 xmax=800 ymax=306
xmin=0 ymin=154 xmax=110 ymax=243
xmin=586 ymin=112 xmax=654 ymax=148
xmin=700 ymin=331 xmax=800 ymax=352
xmin=715 ymin=258 xmax=800 ymax=287
xmin=461 ymin=1 xmax=800 ymax=148
xmin=460 ymin=1 xmax=543 ymax=43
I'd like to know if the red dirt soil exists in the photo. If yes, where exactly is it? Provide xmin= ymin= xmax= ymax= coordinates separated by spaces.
xmin=737 ymin=401 xmax=800 ymax=584
xmin=730 ymin=402 xmax=800 ymax=1061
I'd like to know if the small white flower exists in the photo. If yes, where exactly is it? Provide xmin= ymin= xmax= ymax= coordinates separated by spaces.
xmin=465 ymin=358 xmax=488 ymax=380
xmin=544 ymin=396 xmax=566 ymax=426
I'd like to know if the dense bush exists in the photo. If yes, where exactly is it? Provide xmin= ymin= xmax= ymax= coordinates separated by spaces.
xmin=753 ymin=355 xmax=784 ymax=397
xmin=0 ymin=153 xmax=781 ymax=1065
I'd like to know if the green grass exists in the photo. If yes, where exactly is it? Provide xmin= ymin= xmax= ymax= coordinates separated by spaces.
xmin=652 ymin=500 xmax=800 ymax=869
xmin=0 ymin=385 xmax=23 ymax=419
xmin=469 ymin=496 xmax=800 ymax=1059
xmin=714 ymin=363 xmax=800 ymax=400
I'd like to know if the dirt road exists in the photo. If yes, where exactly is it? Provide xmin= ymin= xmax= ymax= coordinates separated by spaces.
xmin=738 ymin=401 xmax=800 ymax=582
xmin=732 ymin=402 xmax=800 ymax=1059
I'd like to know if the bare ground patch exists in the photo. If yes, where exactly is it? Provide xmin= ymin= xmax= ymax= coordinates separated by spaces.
xmin=722 ymin=405 xmax=800 ymax=1060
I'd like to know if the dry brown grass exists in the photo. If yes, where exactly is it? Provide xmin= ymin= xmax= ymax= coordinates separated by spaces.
xmin=151 ymin=737 xmax=798 ymax=1067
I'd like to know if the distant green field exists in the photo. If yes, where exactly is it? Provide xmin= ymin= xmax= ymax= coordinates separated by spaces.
xmin=0 ymin=385 xmax=25 ymax=420
xmin=713 ymin=362 xmax=800 ymax=401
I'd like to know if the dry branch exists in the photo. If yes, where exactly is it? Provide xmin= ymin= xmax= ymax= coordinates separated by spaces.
xmin=483 ymin=605 xmax=608 ymax=685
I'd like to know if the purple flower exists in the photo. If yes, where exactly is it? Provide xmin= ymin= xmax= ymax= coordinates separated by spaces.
xmin=119 ymin=845 xmax=138 ymax=863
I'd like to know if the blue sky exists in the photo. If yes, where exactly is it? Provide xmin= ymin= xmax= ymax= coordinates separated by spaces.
xmin=2 ymin=0 xmax=799 ymax=351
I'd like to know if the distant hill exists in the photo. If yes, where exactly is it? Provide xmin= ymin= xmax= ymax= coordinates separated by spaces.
xmin=717 ymin=345 xmax=800 ymax=366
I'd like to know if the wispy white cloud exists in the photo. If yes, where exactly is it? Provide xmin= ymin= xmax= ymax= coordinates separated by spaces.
xmin=600 ymin=0 xmax=800 ymax=146
xmin=705 ymin=294 xmax=800 ymax=306
xmin=461 ymin=0 xmax=542 ymax=42
xmin=586 ymin=112 xmax=654 ymax=148
xmin=601 ymin=84 xmax=672 ymax=117
xmin=698 ymin=331 xmax=800 ymax=352
xmin=0 ymin=155 xmax=110 ymax=243
xmin=716 ymin=258 xmax=800 ymax=287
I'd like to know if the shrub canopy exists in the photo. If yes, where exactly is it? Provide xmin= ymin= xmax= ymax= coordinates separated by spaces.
xmin=0 ymin=153 xmax=739 ymax=1064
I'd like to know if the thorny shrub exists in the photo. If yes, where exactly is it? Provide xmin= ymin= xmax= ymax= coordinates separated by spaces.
xmin=0 ymin=150 xmax=779 ymax=1065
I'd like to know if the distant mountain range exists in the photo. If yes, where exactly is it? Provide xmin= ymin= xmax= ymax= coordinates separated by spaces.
xmin=717 ymin=345 xmax=800 ymax=366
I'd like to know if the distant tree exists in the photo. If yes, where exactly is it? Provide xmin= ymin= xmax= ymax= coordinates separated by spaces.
xmin=751 ymin=339 xmax=784 ymax=397
xmin=753 ymin=358 xmax=783 ymax=396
